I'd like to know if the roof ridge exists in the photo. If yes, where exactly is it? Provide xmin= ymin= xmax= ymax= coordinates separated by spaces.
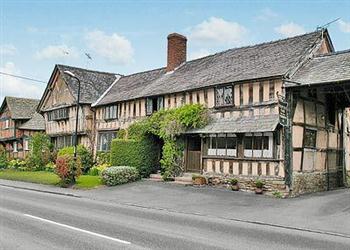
xmin=122 ymin=66 xmax=165 ymax=78
xmin=315 ymin=49 xmax=350 ymax=58
xmin=5 ymin=96 xmax=40 ymax=101
xmin=56 ymin=64 xmax=121 ymax=76
xmin=183 ymin=30 xmax=323 ymax=65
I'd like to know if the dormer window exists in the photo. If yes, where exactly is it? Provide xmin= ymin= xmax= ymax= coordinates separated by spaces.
xmin=104 ymin=105 xmax=118 ymax=120
xmin=146 ymin=96 xmax=164 ymax=115
xmin=215 ymin=85 xmax=233 ymax=107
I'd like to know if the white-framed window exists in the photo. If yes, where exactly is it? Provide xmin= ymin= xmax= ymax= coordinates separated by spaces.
xmin=215 ymin=85 xmax=233 ymax=107
xmin=244 ymin=132 xmax=273 ymax=158
xmin=98 ymin=131 xmax=117 ymax=151
xmin=206 ymin=134 xmax=237 ymax=157
xmin=104 ymin=105 xmax=118 ymax=120
xmin=4 ymin=119 xmax=9 ymax=129
xmin=13 ymin=142 xmax=18 ymax=152
xmin=146 ymin=96 xmax=164 ymax=115
xmin=24 ymin=138 xmax=30 ymax=151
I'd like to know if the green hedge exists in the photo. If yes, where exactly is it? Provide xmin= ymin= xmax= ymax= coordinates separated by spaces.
xmin=110 ymin=138 xmax=159 ymax=177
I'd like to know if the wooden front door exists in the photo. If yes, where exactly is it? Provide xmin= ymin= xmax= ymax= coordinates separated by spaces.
xmin=185 ymin=136 xmax=202 ymax=172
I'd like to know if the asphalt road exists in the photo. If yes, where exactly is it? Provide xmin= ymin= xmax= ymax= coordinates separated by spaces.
xmin=1 ymin=185 xmax=350 ymax=250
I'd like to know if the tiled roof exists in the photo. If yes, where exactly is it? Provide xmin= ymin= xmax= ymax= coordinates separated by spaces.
xmin=289 ymin=50 xmax=350 ymax=86
xmin=94 ymin=68 xmax=166 ymax=106
xmin=1 ymin=96 xmax=40 ymax=119
xmin=56 ymin=65 xmax=120 ymax=104
xmin=95 ymin=30 xmax=324 ymax=106
xmin=186 ymin=114 xmax=280 ymax=134
xmin=18 ymin=112 xmax=45 ymax=131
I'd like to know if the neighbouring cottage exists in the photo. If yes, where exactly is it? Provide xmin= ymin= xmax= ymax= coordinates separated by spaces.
xmin=0 ymin=96 xmax=45 ymax=159
xmin=37 ymin=64 xmax=120 ymax=151
xmin=91 ymin=29 xmax=350 ymax=195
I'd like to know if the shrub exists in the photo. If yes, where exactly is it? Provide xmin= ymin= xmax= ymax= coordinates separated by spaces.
xmin=272 ymin=190 xmax=283 ymax=199
xmin=96 ymin=151 xmax=111 ymax=165
xmin=89 ymin=163 xmax=110 ymax=176
xmin=101 ymin=166 xmax=139 ymax=186
xmin=229 ymin=178 xmax=238 ymax=185
xmin=55 ymin=155 xmax=82 ymax=185
xmin=110 ymin=138 xmax=159 ymax=177
xmin=255 ymin=179 xmax=264 ymax=189
xmin=0 ymin=145 xmax=8 ymax=169
xmin=58 ymin=145 xmax=93 ymax=173
xmin=27 ymin=133 xmax=52 ymax=170
xmin=45 ymin=162 xmax=56 ymax=172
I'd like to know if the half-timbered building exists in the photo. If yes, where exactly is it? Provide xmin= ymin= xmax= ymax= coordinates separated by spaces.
xmin=90 ymin=29 xmax=350 ymax=195
xmin=37 ymin=64 xmax=120 ymax=151
xmin=0 ymin=97 xmax=45 ymax=159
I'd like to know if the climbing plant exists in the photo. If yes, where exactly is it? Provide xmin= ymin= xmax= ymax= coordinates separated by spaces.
xmin=124 ymin=104 xmax=209 ymax=180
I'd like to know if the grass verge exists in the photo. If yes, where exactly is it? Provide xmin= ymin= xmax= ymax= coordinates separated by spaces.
xmin=75 ymin=175 xmax=102 ymax=189
xmin=0 ymin=170 xmax=60 ymax=185
xmin=0 ymin=169 xmax=103 ymax=189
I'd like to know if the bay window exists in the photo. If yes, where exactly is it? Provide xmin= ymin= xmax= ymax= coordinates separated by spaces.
xmin=244 ymin=132 xmax=273 ymax=158
xmin=206 ymin=134 xmax=237 ymax=157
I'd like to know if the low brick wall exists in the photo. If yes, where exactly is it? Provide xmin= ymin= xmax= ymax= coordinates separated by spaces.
xmin=291 ymin=172 xmax=327 ymax=196
xmin=202 ymin=172 xmax=289 ymax=197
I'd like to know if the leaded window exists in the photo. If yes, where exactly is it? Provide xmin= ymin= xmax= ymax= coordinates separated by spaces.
xmin=215 ymin=86 xmax=233 ymax=107
xmin=304 ymin=129 xmax=316 ymax=148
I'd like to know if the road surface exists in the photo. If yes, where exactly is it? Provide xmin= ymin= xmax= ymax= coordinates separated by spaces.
xmin=0 ymin=184 xmax=350 ymax=249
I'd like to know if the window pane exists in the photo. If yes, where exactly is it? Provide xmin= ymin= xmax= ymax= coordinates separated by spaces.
xmin=262 ymin=136 xmax=269 ymax=150
xmin=254 ymin=137 xmax=262 ymax=150
xmin=217 ymin=137 xmax=226 ymax=149
xmin=244 ymin=137 xmax=253 ymax=149
xmin=227 ymin=137 xmax=237 ymax=149
xmin=215 ymin=87 xmax=224 ymax=106
xmin=146 ymin=98 xmax=153 ymax=115
xmin=157 ymin=97 xmax=164 ymax=110
xmin=304 ymin=129 xmax=316 ymax=147
xmin=224 ymin=86 xmax=233 ymax=105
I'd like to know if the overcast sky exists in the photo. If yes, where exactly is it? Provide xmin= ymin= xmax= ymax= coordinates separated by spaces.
xmin=1 ymin=0 xmax=350 ymax=101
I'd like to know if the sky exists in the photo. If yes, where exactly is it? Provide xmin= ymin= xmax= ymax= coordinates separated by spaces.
xmin=1 ymin=0 xmax=350 ymax=100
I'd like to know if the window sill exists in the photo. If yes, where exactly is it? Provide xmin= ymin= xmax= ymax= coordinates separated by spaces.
xmin=104 ymin=118 xmax=118 ymax=122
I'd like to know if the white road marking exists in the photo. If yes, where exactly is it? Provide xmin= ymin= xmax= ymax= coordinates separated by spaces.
xmin=24 ymin=214 xmax=131 ymax=245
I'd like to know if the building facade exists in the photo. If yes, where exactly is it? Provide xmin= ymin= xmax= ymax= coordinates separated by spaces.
xmin=37 ymin=64 xmax=119 ymax=152
xmin=0 ymin=97 xmax=45 ymax=159
xmin=36 ymin=29 xmax=350 ymax=196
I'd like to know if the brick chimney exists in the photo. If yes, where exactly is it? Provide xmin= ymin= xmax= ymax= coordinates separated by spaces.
xmin=167 ymin=33 xmax=187 ymax=72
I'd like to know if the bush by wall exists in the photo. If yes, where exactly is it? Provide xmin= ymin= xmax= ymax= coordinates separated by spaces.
xmin=96 ymin=151 xmax=111 ymax=165
xmin=27 ymin=133 xmax=53 ymax=170
xmin=55 ymin=155 xmax=82 ymax=185
xmin=0 ymin=145 xmax=8 ymax=169
xmin=58 ymin=145 xmax=93 ymax=173
xmin=101 ymin=166 xmax=139 ymax=186
xmin=110 ymin=138 xmax=159 ymax=177
xmin=88 ymin=163 xmax=110 ymax=176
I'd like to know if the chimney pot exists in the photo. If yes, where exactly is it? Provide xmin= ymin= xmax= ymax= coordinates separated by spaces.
xmin=167 ymin=33 xmax=187 ymax=72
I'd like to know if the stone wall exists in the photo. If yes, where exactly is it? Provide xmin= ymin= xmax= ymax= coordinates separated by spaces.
xmin=202 ymin=172 xmax=289 ymax=197
xmin=291 ymin=172 xmax=327 ymax=196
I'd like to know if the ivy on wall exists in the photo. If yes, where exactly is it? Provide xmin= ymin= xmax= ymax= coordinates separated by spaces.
xmin=119 ymin=104 xmax=209 ymax=179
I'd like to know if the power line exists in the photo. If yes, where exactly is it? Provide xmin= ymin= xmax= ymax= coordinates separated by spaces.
xmin=0 ymin=71 xmax=47 ymax=84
